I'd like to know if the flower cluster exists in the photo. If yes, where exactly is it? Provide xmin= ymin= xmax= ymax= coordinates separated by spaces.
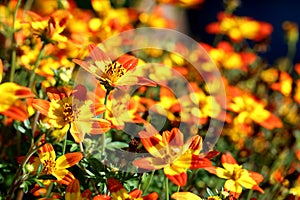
xmin=0 ymin=0 xmax=299 ymax=200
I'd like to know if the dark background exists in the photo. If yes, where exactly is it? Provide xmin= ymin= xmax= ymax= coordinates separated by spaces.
xmin=75 ymin=0 xmax=300 ymax=64
xmin=186 ymin=0 xmax=300 ymax=64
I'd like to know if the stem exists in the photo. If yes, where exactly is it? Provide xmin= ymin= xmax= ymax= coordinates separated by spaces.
xmin=246 ymin=190 xmax=253 ymax=200
xmin=45 ymin=182 xmax=54 ymax=198
xmin=165 ymin=177 xmax=169 ymax=200
xmin=62 ymin=133 xmax=67 ymax=154
xmin=28 ymin=42 xmax=46 ymax=88
xmin=31 ymin=111 xmax=40 ymax=148
xmin=142 ymin=170 xmax=155 ymax=194
xmin=6 ymin=136 xmax=44 ymax=200
xmin=9 ymin=0 xmax=22 ymax=82
xmin=101 ymin=89 xmax=111 ymax=157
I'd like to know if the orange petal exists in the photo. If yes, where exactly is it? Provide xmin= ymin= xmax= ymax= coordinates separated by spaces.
xmin=1 ymin=101 xmax=29 ymax=121
xmin=92 ymin=195 xmax=111 ymax=200
xmin=221 ymin=152 xmax=237 ymax=165
xmin=46 ymin=87 xmax=66 ymax=101
xmin=162 ymin=128 xmax=183 ymax=147
xmin=32 ymin=99 xmax=50 ymax=116
xmin=133 ymin=157 xmax=165 ymax=170
xmin=143 ymin=192 xmax=159 ymax=200
xmin=65 ymin=179 xmax=81 ymax=200
xmin=165 ymin=172 xmax=187 ymax=186
xmin=128 ymin=189 xmax=142 ymax=198
xmin=190 ymin=156 xmax=212 ymax=169
xmin=117 ymin=54 xmax=138 ymax=71
xmin=107 ymin=178 xmax=124 ymax=193
xmin=56 ymin=152 xmax=83 ymax=169
xmin=38 ymin=143 xmax=56 ymax=163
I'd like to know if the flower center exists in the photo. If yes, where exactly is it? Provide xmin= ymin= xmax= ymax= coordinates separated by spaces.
xmin=232 ymin=167 xmax=243 ymax=180
xmin=103 ymin=62 xmax=126 ymax=84
xmin=43 ymin=160 xmax=56 ymax=175
xmin=63 ymin=103 xmax=74 ymax=122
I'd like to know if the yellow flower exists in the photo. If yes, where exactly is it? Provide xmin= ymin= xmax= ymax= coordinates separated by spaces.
xmin=32 ymin=85 xmax=111 ymax=143
xmin=29 ymin=10 xmax=70 ymax=44
xmin=205 ymin=153 xmax=264 ymax=198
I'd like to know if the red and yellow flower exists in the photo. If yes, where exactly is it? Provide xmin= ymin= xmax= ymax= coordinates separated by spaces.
xmin=133 ymin=126 xmax=217 ymax=186
xmin=32 ymin=85 xmax=111 ymax=143
xmin=31 ymin=142 xmax=83 ymax=185
xmin=205 ymin=153 xmax=264 ymax=197
xmin=73 ymin=44 xmax=155 ymax=91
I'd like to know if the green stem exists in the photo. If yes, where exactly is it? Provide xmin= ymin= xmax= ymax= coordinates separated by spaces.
xmin=101 ymin=89 xmax=111 ymax=157
xmin=62 ymin=133 xmax=67 ymax=155
xmin=45 ymin=182 xmax=54 ymax=198
xmin=246 ymin=189 xmax=253 ymax=200
xmin=6 ymin=136 xmax=44 ymax=200
xmin=165 ymin=177 xmax=169 ymax=200
xmin=28 ymin=42 xmax=45 ymax=88
xmin=142 ymin=170 xmax=155 ymax=194
xmin=9 ymin=0 xmax=22 ymax=82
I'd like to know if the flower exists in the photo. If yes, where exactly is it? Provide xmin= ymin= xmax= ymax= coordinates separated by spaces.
xmin=32 ymin=142 xmax=83 ymax=185
xmin=201 ymin=41 xmax=257 ymax=71
xmin=206 ymin=12 xmax=273 ymax=42
xmin=229 ymin=93 xmax=282 ymax=130
xmin=93 ymin=177 xmax=159 ymax=200
xmin=29 ymin=10 xmax=70 ymax=44
xmin=73 ymin=44 xmax=155 ymax=91
xmin=0 ymin=82 xmax=34 ymax=121
xmin=133 ymin=126 xmax=217 ymax=186
xmin=205 ymin=153 xmax=264 ymax=198
xmin=32 ymin=85 xmax=111 ymax=143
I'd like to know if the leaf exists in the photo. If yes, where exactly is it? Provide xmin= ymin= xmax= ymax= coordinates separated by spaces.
xmin=206 ymin=187 xmax=214 ymax=196
xmin=106 ymin=141 xmax=129 ymax=151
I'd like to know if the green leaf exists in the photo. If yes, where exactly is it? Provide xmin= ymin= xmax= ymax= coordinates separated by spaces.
xmin=106 ymin=141 xmax=129 ymax=151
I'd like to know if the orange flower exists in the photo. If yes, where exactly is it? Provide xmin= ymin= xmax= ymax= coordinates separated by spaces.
xmin=0 ymin=82 xmax=34 ymax=121
xmin=205 ymin=153 xmax=264 ymax=198
xmin=73 ymin=44 xmax=155 ymax=91
xmin=206 ymin=12 xmax=273 ymax=42
xmin=32 ymin=85 xmax=110 ymax=142
xmin=133 ymin=126 xmax=217 ymax=186
xmin=93 ymin=178 xmax=159 ymax=200
xmin=31 ymin=143 xmax=83 ymax=185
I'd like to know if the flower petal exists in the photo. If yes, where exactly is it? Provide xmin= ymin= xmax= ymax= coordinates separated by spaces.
xmin=171 ymin=192 xmax=202 ymax=200
xmin=65 ymin=179 xmax=81 ymax=200
xmin=56 ymin=152 xmax=83 ymax=169
xmin=133 ymin=157 xmax=166 ymax=170
xmin=38 ymin=143 xmax=56 ymax=163
xmin=107 ymin=178 xmax=124 ymax=193
xmin=224 ymin=179 xmax=242 ymax=195
xmin=32 ymin=99 xmax=50 ymax=116
xmin=164 ymin=165 xmax=187 ymax=186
